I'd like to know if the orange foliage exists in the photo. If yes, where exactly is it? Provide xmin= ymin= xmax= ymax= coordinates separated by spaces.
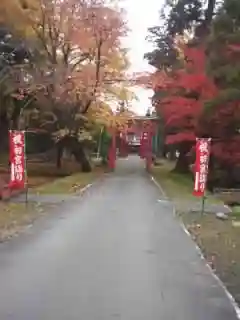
xmin=17 ymin=0 xmax=128 ymax=112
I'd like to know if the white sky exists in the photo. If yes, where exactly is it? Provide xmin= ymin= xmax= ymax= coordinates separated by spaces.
xmin=122 ymin=0 xmax=162 ymax=115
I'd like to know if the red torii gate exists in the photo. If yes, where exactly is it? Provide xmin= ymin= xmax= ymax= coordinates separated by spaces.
xmin=138 ymin=116 xmax=158 ymax=172
xmin=108 ymin=115 xmax=158 ymax=172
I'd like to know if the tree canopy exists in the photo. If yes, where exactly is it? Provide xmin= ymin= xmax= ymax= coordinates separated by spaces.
xmin=0 ymin=0 xmax=136 ymax=170
xmin=144 ymin=0 xmax=240 ymax=186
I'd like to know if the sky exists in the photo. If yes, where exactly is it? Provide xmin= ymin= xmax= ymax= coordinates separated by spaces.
xmin=122 ymin=0 xmax=162 ymax=115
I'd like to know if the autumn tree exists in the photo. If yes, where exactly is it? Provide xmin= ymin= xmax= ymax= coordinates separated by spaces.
xmin=150 ymin=45 xmax=217 ymax=172
xmin=144 ymin=0 xmax=220 ymax=171
xmin=0 ymin=25 xmax=31 ymax=152
xmin=17 ymin=0 xmax=127 ymax=116
xmin=0 ymin=0 xmax=129 ymax=171
xmin=145 ymin=0 xmax=240 ymax=188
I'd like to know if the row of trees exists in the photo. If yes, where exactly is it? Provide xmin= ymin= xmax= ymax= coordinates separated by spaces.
xmin=145 ymin=0 xmax=240 ymax=188
xmin=0 ymin=0 xmax=136 ymax=171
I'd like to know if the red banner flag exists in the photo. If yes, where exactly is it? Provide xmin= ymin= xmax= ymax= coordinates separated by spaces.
xmin=9 ymin=131 xmax=26 ymax=189
xmin=193 ymin=138 xmax=211 ymax=197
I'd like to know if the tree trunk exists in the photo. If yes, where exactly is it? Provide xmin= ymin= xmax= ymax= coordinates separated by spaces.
xmin=173 ymin=142 xmax=191 ymax=173
xmin=162 ymin=145 xmax=168 ymax=158
xmin=56 ymin=144 xmax=63 ymax=169
xmin=56 ymin=135 xmax=92 ymax=172
xmin=205 ymin=0 xmax=216 ymax=25
xmin=169 ymin=149 xmax=176 ymax=161
xmin=0 ymin=112 xmax=9 ymax=152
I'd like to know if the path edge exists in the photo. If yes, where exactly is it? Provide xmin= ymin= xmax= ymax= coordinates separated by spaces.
xmin=150 ymin=174 xmax=240 ymax=319
xmin=75 ymin=172 xmax=110 ymax=196
xmin=150 ymin=175 xmax=168 ymax=199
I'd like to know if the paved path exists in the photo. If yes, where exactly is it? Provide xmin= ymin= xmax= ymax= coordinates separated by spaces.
xmin=0 ymin=156 xmax=238 ymax=319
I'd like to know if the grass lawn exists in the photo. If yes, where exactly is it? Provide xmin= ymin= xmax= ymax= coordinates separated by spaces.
xmin=31 ymin=166 xmax=105 ymax=194
xmin=180 ymin=210 xmax=240 ymax=305
xmin=152 ymin=161 xmax=193 ymax=199
xmin=0 ymin=202 xmax=55 ymax=242
xmin=151 ymin=160 xmax=220 ymax=204
xmin=0 ymin=158 xmax=105 ymax=194
xmin=152 ymin=159 xmax=240 ymax=305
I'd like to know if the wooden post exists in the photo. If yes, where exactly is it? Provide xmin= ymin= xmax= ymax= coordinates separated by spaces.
xmin=97 ymin=126 xmax=103 ymax=159
xmin=24 ymin=130 xmax=28 ymax=206
xmin=107 ymin=126 xmax=116 ymax=171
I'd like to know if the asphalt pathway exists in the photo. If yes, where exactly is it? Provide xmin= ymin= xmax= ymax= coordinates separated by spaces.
xmin=0 ymin=156 xmax=238 ymax=319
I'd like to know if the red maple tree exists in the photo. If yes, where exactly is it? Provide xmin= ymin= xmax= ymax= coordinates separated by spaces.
xmin=151 ymin=43 xmax=240 ymax=176
xmin=151 ymin=45 xmax=217 ymax=171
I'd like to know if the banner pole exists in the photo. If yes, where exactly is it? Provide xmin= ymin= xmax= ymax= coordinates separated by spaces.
xmin=24 ymin=130 xmax=28 ymax=205
xmin=201 ymin=193 xmax=205 ymax=216
xmin=97 ymin=126 xmax=103 ymax=160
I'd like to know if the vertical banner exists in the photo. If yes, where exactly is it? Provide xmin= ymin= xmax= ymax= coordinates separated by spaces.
xmin=9 ymin=130 xmax=26 ymax=189
xmin=97 ymin=126 xmax=104 ymax=159
xmin=193 ymin=138 xmax=211 ymax=197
